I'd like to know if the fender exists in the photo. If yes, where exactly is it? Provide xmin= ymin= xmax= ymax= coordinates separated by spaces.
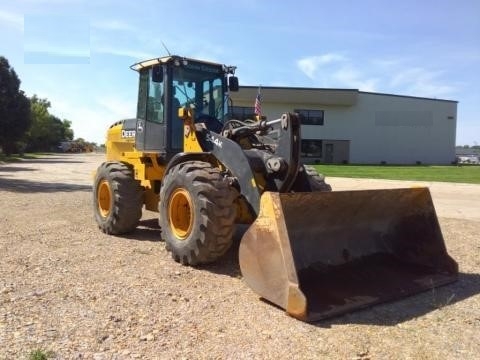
xmin=196 ymin=129 xmax=262 ymax=216
xmin=164 ymin=152 xmax=218 ymax=175
xmin=166 ymin=132 xmax=262 ymax=217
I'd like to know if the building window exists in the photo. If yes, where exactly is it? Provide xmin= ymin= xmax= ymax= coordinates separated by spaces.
xmin=231 ymin=106 xmax=256 ymax=121
xmin=301 ymin=139 xmax=323 ymax=158
xmin=295 ymin=109 xmax=324 ymax=125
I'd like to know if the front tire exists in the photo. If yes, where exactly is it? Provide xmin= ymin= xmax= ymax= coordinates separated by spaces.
xmin=93 ymin=161 xmax=143 ymax=234
xmin=159 ymin=161 xmax=236 ymax=265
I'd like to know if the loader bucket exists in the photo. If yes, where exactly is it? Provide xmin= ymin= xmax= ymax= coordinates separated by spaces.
xmin=239 ymin=188 xmax=458 ymax=322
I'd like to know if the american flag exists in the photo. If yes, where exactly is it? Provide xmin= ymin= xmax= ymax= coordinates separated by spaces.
xmin=254 ymin=87 xmax=262 ymax=115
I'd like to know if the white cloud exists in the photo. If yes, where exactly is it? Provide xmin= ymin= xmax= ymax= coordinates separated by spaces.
xmin=390 ymin=67 xmax=431 ymax=87
xmin=20 ymin=0 xmax=84 ymax=3
xmin=68 ymin=107 xmax=112 ymax=145
xmin=50 ymin=96 xmax=133 ymax=145
xmin=296 ymin=53 xmax=457 ymax=96
xmin=96 ymin=96 xmax=136 ymax=119
xmin=332 ymin=66 xmax=378 ymax=92
xmin=297 ymin=53 xmax=346 ymax=79
xmin=91 ymin=19 xmax=167 ymax=60
xmin=93 ymin=46 xmax=156 ymax=60
xmin=0 ymin=10 xmax=23 ymax=31
xmin=25 ymin=43 xmax=90 ymax=57
xmin=371 ymin=57 xmax=410 ymax=70
xmin=91 ymin=20 xmax=136 ymax=32
xmin=297 ymin=53 xmax=378 ymax=91
xmin=390 ymin=67 xmax=456 ymax=98
xmin=43 ymin=96 xmax=107 ymax=144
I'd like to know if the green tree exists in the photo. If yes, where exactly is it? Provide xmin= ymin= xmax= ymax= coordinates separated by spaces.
xmin=27 ymin=96 xmax=54 ymax=151
xmin=0 ymin=56 xmax=32 ymax=155
xmin=27 ymin=96 xmax=74 ymax=151
xmin=61 ymin=119 xmax=74 ymax=141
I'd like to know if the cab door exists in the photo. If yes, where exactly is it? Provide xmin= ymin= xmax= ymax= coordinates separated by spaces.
xmin=135 ymin=66 xmax=167 ymax=153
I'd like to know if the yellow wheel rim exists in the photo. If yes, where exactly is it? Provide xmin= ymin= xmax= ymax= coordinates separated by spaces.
xmin=97 ymin=179 xmax=111 ymax=217
xmin=169 ymin=188 xmax=194 ymax=240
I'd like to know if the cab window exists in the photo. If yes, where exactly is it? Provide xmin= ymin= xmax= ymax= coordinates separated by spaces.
xmin=147 ymin=66 xmax=164 ymax=123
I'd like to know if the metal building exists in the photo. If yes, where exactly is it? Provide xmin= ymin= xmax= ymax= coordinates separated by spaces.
xmin=230 ymin=86 xmax=457 ymax=165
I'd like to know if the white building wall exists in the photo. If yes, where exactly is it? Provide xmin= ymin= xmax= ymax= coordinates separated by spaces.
xmin=346 ymin=93 xmax=457 ymax=164
xmin=236 ymin=92 xmax=457 ymax=164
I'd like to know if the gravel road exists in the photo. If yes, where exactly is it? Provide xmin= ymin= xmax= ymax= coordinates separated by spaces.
xmin=1 ymin=153 xmax=479 ymax=359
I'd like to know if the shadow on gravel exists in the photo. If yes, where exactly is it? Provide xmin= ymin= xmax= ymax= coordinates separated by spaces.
xmin=115 ymin=217 xmax=480 ymax=327
xmin=13 ymin=159 xmax=86 ymax=164
xmin=1 ymin=153 xmax=88 ymax=164
xmin=0 ymin=177 xmax=91 ymax=193
xmin=198 ymin=226 xmax=246 ymax=278
xmin=198 ymin=242 xmax=242 ymax=278
xmin=119 ymin=219 xmax=163 ymax=242
xmin=109 ymin=220 xmax=480 ymax=324
xmin=120 ymin=220 xmax=244 ymax=277
xmin=0 ymin=166 xmax=37 ymax=172
xmin=314 ymin=272 xmax=480 ymax=327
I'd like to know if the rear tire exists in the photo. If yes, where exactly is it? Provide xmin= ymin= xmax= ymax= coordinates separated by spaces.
xmin=93 ymin=161 xmax=143 ymax=234
xmin=291 ymin=165 xmax=332 ymax=192
xmin=159 ymin=161 xmax=236 ymax=265
xmin=304 ymin=165 xmax=332 ymax=191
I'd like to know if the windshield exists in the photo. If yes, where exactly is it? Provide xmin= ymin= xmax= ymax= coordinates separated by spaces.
xmin=172 ymin=62 xmax=226 ymax=122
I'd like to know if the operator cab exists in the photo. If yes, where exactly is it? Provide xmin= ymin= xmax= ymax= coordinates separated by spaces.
xmin=131 ymin=56 xmax=238 ymax=157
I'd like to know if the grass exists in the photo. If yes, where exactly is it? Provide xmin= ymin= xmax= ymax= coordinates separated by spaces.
xmin=2 ymin=152 xmax=479 ymax=184
xmin=28 ymin=349 xmax=55 ymax=360
xmin=314 ymin=164 xmax=480 ymax=184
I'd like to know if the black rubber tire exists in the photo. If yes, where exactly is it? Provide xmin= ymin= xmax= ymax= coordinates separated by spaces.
xmin=93 ymin=161 xmax=143 ymax=234
xmin=159 ymin=161 xmax=236 ymax=265
xmin=290 ymin=165 xmax=332 ymax=192
xmin=304 ymin=165 xmax=332 ymax=192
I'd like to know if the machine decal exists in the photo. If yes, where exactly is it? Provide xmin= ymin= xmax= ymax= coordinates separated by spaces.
xmin=206 ymin=133 xmax=223 ymax=148
xmin=121 ymin=129 xmax=136 ymax=138
xmin=136 ymin=120 xmax=144 ymax=133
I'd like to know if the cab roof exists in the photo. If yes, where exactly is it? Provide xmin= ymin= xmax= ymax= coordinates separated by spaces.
xmin=130 ymin=55 xmax=227 ymax=72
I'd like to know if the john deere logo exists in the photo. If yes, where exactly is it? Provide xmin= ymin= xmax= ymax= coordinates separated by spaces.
xmin=121 ymin=129 xmax=136 ymax=138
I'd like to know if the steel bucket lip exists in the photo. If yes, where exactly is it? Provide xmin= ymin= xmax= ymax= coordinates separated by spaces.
xmin=239 ymin=188 xmax=458 ymax=322
xmin=303 ymin=275 xmax=458 ymax=322
xmin=296 ymin=252 xmax=458 ymax=322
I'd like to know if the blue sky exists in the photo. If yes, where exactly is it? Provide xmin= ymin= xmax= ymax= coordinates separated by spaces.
xmin=1 ymin=0 xmax=479 ymax=145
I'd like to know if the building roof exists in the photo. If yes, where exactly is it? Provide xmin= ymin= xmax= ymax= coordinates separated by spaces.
xmin=234 ymin=86 xmax=457 ymax=105
xmin=359 ymin=90 xmax=458 ymax=103
xmin=456 ymin=148 xmax=480 ymax=155
xmin=233 ymin=86 xmax=358 ymax=106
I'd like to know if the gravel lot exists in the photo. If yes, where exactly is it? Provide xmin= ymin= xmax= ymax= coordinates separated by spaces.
xmin=1 ymin=153 xmax=479 ymax=359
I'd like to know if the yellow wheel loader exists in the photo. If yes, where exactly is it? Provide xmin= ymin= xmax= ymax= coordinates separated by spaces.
xmin=93 ymin=55 xmax=458 ymax=321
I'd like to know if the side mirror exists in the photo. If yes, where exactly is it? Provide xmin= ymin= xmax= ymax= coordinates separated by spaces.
xmin=152 ymin=65 xmax=163 ymax=83
xmin=228 ymin=76 xmax=239 ymax=92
